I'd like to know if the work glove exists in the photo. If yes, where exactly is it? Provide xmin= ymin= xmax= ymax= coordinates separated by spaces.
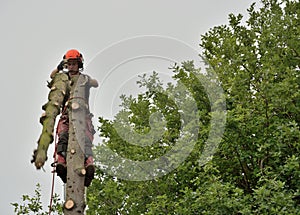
xmin=57 ymin=60 xmax=66 ymax=71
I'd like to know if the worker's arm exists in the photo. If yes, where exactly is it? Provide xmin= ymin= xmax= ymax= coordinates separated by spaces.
xmin=50 ymin=60 xmax=66 ymax=79
xmin=50 ymin=68 xmax=59 ymax=79
xmin=89 ymin=78 xmax=99 ymax=88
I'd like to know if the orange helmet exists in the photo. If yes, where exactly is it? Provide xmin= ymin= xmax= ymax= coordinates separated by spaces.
xmin=63 ymin=49 xmax=84 ymax=68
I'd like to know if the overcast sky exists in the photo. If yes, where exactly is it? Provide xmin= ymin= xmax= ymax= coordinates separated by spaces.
xmin=0 ymin=1 xmax=258 ymax=214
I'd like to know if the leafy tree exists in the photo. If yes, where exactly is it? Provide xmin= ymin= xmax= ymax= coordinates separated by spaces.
xmin=11 ymin=183 xmax=63 ymax=215
xmin=87 ymin=67 xmax=212 ymax=214
xmin=87 ymin=0 xmax=299 ymax=214
xmin=201 ymin=0 xmax=299 ymax=196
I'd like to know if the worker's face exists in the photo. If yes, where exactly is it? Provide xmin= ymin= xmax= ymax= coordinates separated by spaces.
xmin=67 ymin=60 xmax=79 ymax=72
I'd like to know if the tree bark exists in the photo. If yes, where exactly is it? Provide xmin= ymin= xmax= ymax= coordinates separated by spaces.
xmin=64 ymin=74 xmax=88 ymax=215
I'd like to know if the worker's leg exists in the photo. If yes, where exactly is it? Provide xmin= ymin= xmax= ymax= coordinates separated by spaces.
xmin=84 ymin=114 xmax=95 ymax=187
xmin=57 ymin=132 xmax=68 ymax=159
xmin=55 ymin=115 xmax=69 ymax=183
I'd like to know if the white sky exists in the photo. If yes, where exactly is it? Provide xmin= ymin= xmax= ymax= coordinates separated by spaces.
xmin=0 ymin=0 xmax=258 ymax=214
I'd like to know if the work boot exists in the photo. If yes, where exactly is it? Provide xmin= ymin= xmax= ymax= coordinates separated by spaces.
xmin=84 ymin=156 xmax=95 ymax=187
xmin=56 ymin=154 xmax=67 ymax=183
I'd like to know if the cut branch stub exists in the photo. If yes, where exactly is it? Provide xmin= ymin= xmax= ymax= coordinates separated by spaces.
xmin=64 ymin=199 xmax=75 ymax=210
xmin=71 ymin=102 xmax=80 ymax=110
xmin=75 ymin=168 xmax=86 ymax=176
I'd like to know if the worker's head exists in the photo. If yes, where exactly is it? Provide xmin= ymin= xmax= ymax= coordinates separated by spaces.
xmin=67 ymin=59 xmax=80 ymax=73
xmin=63 ymin=49 xmax=84 ymax=71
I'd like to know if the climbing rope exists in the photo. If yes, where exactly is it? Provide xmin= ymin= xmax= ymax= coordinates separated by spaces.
xmin=48 ymin=133 xmax=58 ymax=215
xmin=48 ymin=165 xmax=56 ymax=215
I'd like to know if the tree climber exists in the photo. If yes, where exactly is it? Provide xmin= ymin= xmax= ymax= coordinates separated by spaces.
xmin=32 ymin=49 xmax=98 ymax=187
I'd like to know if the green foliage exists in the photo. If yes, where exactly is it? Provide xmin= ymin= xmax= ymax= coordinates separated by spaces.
xmin=201 ymin=0 xmax=299 ymax=188
xmin=11 ymin=184 xmax=63 ymax=215
xmin=86 ymin=0 xmax=300 ymax=214
xmin=88 ymin=63 xmax=211 ymax=214
xmin=199 ymin=0 xmax=300 ymax=213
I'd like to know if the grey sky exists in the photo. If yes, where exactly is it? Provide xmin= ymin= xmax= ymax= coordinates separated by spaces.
xmin=0 ymin=0 xmax=258 ymax=214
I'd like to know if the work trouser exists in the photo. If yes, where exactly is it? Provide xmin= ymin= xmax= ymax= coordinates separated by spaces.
xmin=56 ymin=113 xmax=95 ymax=158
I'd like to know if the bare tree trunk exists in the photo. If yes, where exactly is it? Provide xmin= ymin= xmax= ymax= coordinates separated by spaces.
xmin=64 ymin=74 xmax=88 ymax=215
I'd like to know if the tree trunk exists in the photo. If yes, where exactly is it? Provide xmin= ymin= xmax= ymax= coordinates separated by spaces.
xmin=64 ymin=74 xmax=88 ymax=215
